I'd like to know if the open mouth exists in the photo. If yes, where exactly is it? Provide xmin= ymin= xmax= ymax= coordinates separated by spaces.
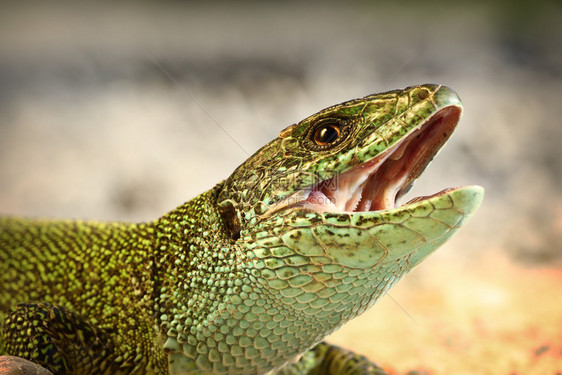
xmin=301 ymin=106 xmax=462 ymax=213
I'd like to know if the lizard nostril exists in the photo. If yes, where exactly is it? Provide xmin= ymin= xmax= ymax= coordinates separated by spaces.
xmin=416 ymin=89 xmax=430 ymax=100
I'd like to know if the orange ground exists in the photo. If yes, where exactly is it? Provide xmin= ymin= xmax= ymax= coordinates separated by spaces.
xmin=328 ymin=251 xmax=562 ymax=375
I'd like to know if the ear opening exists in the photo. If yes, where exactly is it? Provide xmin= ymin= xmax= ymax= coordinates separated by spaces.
xmin=218 ymin=201 xmax=241 ymax=241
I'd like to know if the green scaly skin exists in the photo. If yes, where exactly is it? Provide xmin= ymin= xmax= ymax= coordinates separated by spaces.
xmin=0 ymin=84 xmax=484 ymax=375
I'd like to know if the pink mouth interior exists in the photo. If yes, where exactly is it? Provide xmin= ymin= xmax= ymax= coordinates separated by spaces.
xmin=303 ymin=106 xmax=461 ymax=213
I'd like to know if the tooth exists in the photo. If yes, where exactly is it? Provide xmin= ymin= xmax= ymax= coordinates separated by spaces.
xmin=389 ymin=144 xmax=407 ymax=160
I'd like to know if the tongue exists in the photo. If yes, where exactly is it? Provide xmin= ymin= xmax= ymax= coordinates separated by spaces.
xmin=356 ymin=163 xmax=409 ymax=211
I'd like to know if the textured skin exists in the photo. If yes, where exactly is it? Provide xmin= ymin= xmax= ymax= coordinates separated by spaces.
xmin=0 ymin=84 xmax=483 ymax=375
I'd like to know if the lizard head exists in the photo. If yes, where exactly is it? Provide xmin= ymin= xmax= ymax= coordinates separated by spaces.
xmin=215 ymin=84 xmax=483 ymax=368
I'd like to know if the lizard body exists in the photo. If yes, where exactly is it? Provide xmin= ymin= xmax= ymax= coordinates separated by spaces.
xmin=0 ymin=84 xmax=484 ymax=375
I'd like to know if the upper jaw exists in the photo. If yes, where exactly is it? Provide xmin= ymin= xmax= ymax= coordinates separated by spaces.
xmin=291 ymin=104 xmax=463 ymax=215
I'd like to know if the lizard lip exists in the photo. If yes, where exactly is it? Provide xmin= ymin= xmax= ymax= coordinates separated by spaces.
xmin=302 ymin=106 xmax=462 ymax=213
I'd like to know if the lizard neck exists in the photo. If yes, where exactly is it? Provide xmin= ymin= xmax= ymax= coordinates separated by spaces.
xmin=151 ymin=184 xmax=405 ymax=374
xmin=152 ymin=184 xmax=251 ymax=372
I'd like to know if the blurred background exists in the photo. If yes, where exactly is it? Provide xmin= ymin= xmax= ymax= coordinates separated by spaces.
xmin=0 ymin=1 xmax=560 ymax=374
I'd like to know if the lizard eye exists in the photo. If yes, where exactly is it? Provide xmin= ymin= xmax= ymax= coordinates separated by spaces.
xmin=313 ymin=123 xmax=341 ymax=146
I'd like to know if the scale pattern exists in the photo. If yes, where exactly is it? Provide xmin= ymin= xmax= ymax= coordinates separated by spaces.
xmin=0 ymin=84 xmax=483 ymax=375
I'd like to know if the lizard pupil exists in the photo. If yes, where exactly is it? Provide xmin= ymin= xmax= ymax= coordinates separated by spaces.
xmin=313 ymin=124 xmax=341 ymax=146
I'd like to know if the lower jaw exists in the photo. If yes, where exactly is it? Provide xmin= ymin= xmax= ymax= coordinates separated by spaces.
xmin=350 ymin=185 xmax=484 ymax=219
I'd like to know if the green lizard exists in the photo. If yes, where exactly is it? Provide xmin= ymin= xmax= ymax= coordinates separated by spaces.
xmin=0 ymin=84 xmax=483 ymax=375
